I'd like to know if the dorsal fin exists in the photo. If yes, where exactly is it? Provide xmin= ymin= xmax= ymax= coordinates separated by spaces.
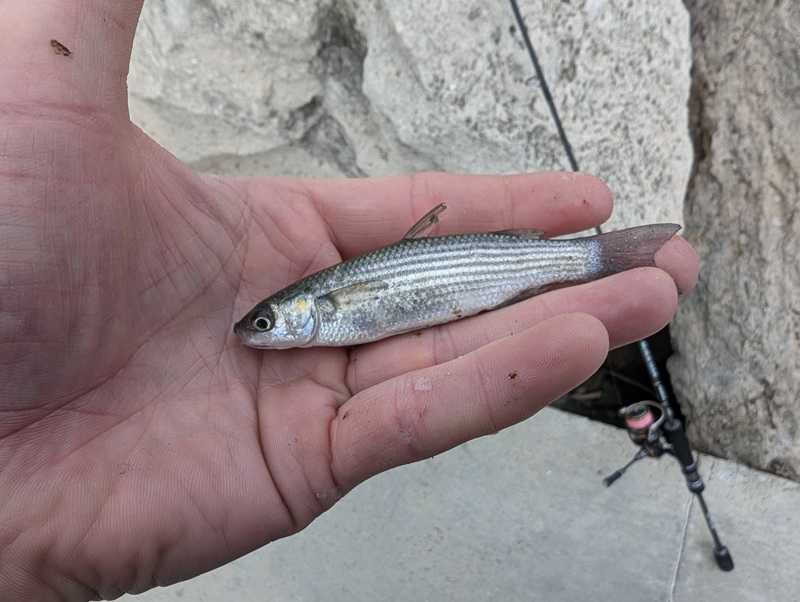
xmin=403 ymin=203 xmax=448 ymax=239
xmin=493 ymin=228 xmax=546 ymax=239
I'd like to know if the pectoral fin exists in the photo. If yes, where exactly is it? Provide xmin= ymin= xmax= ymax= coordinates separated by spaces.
xmin=319 ymin=280 xmax=390 ymax=311
xmin=403 ymin=203 xmax=448 ymax=239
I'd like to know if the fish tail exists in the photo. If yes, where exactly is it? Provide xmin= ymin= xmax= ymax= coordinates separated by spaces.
xmin=594 ymin=223 xmax=681 ymax=277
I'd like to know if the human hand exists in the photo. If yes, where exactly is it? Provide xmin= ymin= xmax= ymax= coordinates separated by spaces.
xmin=0 ymin=1 xmax=698 ymax=599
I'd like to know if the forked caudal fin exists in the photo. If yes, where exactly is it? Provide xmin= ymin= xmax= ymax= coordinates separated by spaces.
xmin=594 ymin=224 xmax=681 ymax=277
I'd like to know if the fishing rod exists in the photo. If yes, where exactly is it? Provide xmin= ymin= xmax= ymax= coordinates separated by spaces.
xmin=507 ymin=0 xmax=733 ymax=572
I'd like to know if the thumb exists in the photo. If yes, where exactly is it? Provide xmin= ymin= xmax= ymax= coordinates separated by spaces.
xmin=0 ymin=1 xmax=145 ymax=116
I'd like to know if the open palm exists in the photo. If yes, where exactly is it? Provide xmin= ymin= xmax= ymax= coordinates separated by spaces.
xmin=0 ymin=2 xmax=697 ymax=599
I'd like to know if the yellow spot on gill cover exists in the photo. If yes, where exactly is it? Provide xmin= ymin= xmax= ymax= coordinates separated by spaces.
xmin=295 ymin=299 xmax=308 ymax=312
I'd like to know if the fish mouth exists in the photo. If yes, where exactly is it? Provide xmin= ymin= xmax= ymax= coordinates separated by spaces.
xmin=232 ymin=318 xmax=250 ymax=344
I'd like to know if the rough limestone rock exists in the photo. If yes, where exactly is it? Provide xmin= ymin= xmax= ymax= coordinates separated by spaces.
xmin=129 ymin=0 xmax=690 ymax=229
xmin=669 ymin=1 xmax=800 ymax=480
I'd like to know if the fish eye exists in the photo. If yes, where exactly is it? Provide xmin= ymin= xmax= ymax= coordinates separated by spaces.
xmin=251 ymin=308 xmax=275 ymax=332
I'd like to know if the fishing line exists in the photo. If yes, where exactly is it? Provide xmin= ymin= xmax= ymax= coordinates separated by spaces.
xmin=602 ymin=369 xmax=657 ymax=399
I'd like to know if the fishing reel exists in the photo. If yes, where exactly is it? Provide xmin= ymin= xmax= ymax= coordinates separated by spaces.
xmin=604 ymin=399 xmax=734 ymax=571
xmin=603 ymin=401 xmax=667 ymax=484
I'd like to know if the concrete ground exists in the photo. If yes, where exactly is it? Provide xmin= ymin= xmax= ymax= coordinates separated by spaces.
xmin=129 ymin=408 xmax=799 ymax=601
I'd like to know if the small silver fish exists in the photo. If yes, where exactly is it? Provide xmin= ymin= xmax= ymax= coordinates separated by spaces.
xmin=234 ymin=204 xmax=679 ymax=349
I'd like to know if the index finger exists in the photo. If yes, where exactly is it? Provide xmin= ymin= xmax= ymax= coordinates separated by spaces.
xmin=303 ymin=172 xmax=613 ymax=259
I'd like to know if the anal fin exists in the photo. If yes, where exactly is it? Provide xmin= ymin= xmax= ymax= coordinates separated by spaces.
xmin=494 ymin=286 xmax=544 ymax=309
